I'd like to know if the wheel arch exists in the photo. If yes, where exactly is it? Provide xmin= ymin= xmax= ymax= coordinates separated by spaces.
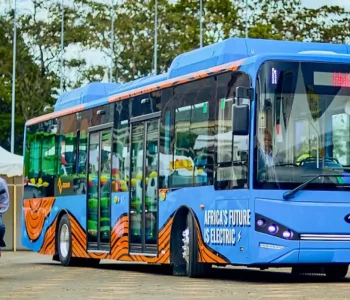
xmin=170 ymin=205 xmax=197 ymax=266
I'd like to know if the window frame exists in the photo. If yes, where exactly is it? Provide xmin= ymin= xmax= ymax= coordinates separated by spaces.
xmin=253 ymin=59 xmax=350 ymax=190
xmin=214 ymin=70 xmax=252 ymax=190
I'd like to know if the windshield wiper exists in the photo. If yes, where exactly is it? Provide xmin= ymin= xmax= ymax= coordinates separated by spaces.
xmin=283 ymin=174 xmax=350 ymax=200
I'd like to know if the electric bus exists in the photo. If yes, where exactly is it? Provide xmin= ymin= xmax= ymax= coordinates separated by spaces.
xmin=22 ymin=37 xmax=350 ymax=278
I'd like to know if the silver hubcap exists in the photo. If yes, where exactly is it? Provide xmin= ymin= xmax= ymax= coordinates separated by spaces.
xmin=182 ymin=227 xmax=190 ymax=263
xmin=60 ymin=224 xmax=69 ymax=258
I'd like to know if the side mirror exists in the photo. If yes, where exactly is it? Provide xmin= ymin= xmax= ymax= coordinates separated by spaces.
xmin=235 ymin=86 xmax=253 ymax=104
xmin=232 ymin=86 xmax=252 ymax=136
xmin=232 ymin=104 xmax=249 ymax=135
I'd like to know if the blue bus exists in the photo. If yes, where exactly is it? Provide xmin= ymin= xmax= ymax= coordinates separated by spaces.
xmin=22 ymin=38 xmax=350 ymax=279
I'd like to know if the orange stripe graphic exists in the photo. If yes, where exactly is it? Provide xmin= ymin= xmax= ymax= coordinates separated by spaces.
xmin=194 ymin=217 xmax=229 ymax=264
xmin=39 ymin=217 xmax=58 ymax=255
xmin=26 ymin=59 xmax=244 ymax=126
xmin=23 ymin=197 xmax=56 ymax=242
xmin=36 ymin=209 xmax=228 ymax=266
xmin=70 ymin=213 xmax=173 ymax=263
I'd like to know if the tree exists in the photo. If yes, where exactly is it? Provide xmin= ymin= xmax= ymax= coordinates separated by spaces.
xmin=17 ymin=0 xmax=91 ymax=92
xmin=75 ymin=0 xmax=350 ymax=83
xmin=0 ymin=13 xmax=57 ymax=154
xmin=73 ymin=0 xmax=244 ymax=82
xmin=247 ymin=0 xmax=350 ymax=42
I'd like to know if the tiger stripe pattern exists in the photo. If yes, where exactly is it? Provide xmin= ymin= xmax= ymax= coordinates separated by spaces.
xmin=23 ymin=197 xmax=56 ymax=242
xmin=36 ymin=209 xmax=229 ymax=265
xmin=194 ymin=216 xmax=229 ymax=264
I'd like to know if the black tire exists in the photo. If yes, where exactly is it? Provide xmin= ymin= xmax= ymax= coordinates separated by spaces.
xmin=324 ymin=265 xmax=348 ymax=279
xmin=186 ymin=212 xmax=211 ymax=278
xmin=57 ymin=214 xmax=75 ymax=266
xmin=56 ymin=214 xmax=101 ymax=267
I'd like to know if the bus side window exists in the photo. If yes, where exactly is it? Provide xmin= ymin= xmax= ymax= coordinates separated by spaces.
xmin=25 ymin=120 xmax=58 ymax=199
xmin=113 ymin=99 xmax=130 ymax=192
xmin=159 ymin=88 xmax=174 ymax=189
xmin=215 ymin=72 xmax=250 ymax=190
xmin=58 ymin=115 xmax=77 ymax=177
xmin=170 ymin=77 xmax=216 ymax=188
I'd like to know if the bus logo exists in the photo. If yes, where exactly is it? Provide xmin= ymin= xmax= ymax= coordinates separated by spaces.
xmin=58 ymin=178 xmax=71 ymax=194
xmin=344 ymin=214 xmax=350 ymax=223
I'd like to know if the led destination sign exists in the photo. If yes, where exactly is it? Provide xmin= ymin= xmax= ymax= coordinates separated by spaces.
xmin=314 ymin=71 xmax=350 ymax=87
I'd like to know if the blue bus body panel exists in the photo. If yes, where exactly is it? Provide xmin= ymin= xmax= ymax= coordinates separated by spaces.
xmin=159 ymin=187 xmax=251 ymax=264
xmin=21 ymin=195 xmax=86 ymax=252
xmin=22 ymin=188 xmax=350 ymax=265
xmin=54 ymin=82 xmax=120 ymax=112
xmin=251 ymin=190 xmax=350 ymax=265
xmin=168 ymin=37 xmax=350 ymax=79
xmin=110 ymin=73 xmax=169 ymax=95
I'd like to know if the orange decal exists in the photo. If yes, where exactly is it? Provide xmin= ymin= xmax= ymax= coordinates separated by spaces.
xmin=23 ymin=197 xmax=56 ymax=242
xmin=110 ymin=215 xmax=173 ymax=263
xmin=39 ymin=217 xmax=58 ymax=255
xmin=194 ymin=217 xmax=229 ymax=264
xmin=69 ymin=215 xmax=90 ymax=259
xmin=107 ymin=59 xmax=244 ymax=105
xmin=36 ymin=210 xmax=226 ymax=266
xmin=26 ymin=59 xmax=245 ymax=126
xmin=67 ymin=213 xmax=173 ymax=263
xmin=26 ymin=104 xmax=85 ymax=126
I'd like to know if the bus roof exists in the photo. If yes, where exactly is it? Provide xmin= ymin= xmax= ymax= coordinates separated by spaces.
xmin=28 ymin=37 xmax=350 ymax=126
xmin=54 ymin=82 xmax=120 ymax=112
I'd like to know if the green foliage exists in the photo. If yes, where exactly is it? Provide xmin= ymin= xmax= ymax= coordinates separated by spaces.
xmin=0 ymin=15 xmax=53 ymax=154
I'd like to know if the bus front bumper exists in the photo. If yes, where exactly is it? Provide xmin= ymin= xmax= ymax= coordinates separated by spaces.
xmin=254 ymin=233 xmax=350 ymax=265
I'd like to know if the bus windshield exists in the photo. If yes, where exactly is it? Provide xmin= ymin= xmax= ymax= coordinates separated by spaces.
xmin=256 ymin=61 xmax=350 ymax=190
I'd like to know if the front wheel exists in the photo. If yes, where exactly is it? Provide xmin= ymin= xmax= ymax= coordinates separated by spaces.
xmin=182 ymin=212 xmax=211 ymax=278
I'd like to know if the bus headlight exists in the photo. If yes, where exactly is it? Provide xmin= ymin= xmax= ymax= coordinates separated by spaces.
xmin=255 ymin=213 xmax=299 ymax=240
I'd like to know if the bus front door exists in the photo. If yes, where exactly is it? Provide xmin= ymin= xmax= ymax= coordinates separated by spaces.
xmin=129 ymin=113 xmax=160 ymax=255
xmin=86 ymin=126 xmax=112 ymax=252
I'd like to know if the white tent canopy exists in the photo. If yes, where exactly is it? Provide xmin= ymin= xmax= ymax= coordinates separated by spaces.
xmin=0 ymin=147 xmax=23 ymax=177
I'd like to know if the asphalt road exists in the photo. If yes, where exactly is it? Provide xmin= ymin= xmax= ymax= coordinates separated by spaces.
xmin=1 ymin=251 xmax=349 ymax=299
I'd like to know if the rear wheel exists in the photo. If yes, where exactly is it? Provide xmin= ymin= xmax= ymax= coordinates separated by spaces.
xmin=57 ymin=214 xmax=100 ymax=267
xmin=182 ymin=212 xmax=211 ymax=278
xmin=57 ymin=214 xmax=74 ymax=266
xmin=324 ymin=265 xmax=348 ymax=279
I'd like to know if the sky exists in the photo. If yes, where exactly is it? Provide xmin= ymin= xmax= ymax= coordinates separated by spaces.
xmin=302 ymin=0 xmax=350 ymax=9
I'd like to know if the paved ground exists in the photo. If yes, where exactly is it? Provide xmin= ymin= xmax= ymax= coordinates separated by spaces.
xmin=1 ymin=252 xmax=350 ymax=299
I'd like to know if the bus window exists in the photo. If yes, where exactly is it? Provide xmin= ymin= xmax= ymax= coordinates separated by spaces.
xmin=332 ymin=113 xmax=350 ymax=166
xmin=28 ymin=133 xmax=41 ymax=178
xmin=58 ymin=115 xmax=77 ymax=176
xmin=170 ymin=78 xmax=216 ymax=187
xmin=41 ymin=135 xmax=56 ymax=176
xmin=256 ymin=61 xmax=350 ymax=190
xmin=113 ymin=99 xmax=130 ymax=192
xmin=159 ymin=88 xmax=174 ymax=189
xmin=215 ymin=72 xmax=250 ymax=190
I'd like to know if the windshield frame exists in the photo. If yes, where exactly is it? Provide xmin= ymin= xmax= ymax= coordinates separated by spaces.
xmin=253 ymin=58 xmax=350 ymax=191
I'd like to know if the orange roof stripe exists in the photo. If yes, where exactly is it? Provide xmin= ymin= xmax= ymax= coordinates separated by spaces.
xmin=108 ymin=59 xmax=244 ymax=104
xmin=26 ymin=59 xmax=245 ymax=126
xmin=26 ymin=104 xmax=85 ymax=126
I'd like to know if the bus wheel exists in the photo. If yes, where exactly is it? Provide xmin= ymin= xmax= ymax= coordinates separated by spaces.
xmin=182 ymin=212 xmax=211 ymax=278
xmin=57 ymin=214 xmax=74 ymax=266
xmin=324 ymin=265 xmax=348 ymax=279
